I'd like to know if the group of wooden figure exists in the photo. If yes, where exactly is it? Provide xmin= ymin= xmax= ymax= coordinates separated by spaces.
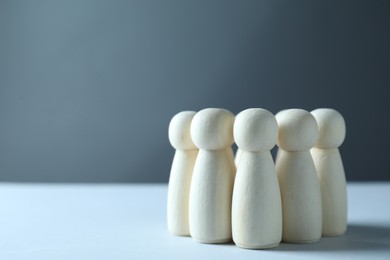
xmin=167 ymin=108 xmax=347 ymax=249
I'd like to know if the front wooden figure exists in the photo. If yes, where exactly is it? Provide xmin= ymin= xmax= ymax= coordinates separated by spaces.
xmin=232 ymin=108 xmax=282 ymax=249
xmin=189 ymin=108 xmax=235 ymax=243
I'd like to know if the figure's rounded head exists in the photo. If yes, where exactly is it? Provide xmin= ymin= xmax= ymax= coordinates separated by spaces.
xmin=168 ymin=111 xmax=197 ymax=150
xmin=275 ymin=109 xmax=319 ymax=152
xmin=234 ymin=108 xmax=278 ymax=152
xmin=191 ymin=108 xmax=234 ymax=150
xmin=311 ymin=108 xmax=346 ymax=148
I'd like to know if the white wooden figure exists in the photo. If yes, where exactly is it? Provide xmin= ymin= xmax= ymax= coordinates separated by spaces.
xmin=275 ymin=109 xmax=322 ymax=243
xmin=232 ymin=108 xmax=282 ymax=249
xmin=189 ymin=108 xmax=235 ymax=243
xmin=311 ymin=108 xmax=347 ymax=236
xmin=167 ymin=111 xmax=198 ymax=236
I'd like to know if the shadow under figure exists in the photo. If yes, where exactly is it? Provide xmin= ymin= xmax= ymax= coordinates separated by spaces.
xmin=273 ymin=224 xmax=390 ymax=252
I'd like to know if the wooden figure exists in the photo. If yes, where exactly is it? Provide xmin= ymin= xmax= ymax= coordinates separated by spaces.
xmin=311 ymin=108 xmax=347 ymax=236
xmin=167 ymin=111 xmax=198 ymax=236
xmin=275 ymin=109 xmax=322 ymax=243
xmin=189 ymin=108 xmax=235 ymax=243
xmin=232 ymin=108 xmax=282 ymax=249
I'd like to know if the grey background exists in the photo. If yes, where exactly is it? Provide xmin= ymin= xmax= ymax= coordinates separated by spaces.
xmin=0 ymin=0 xmax=389 ymax=182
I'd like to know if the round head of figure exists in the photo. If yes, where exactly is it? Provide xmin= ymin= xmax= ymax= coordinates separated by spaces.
xmin=168 ymin=111 xmax=197 ymax=150
xmin=275 ymin=109 xmax=319 ymax=152
xmin=311 ymin=108 xmax=346 ymax=148
xmin=234 ymin=108 xmax=278 ymax=152
xmin=190 ymin=108 xmax=234 ymax=150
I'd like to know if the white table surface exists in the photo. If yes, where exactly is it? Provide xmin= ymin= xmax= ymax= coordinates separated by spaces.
xmin=0 ymin=183 xmax=389 ymax=260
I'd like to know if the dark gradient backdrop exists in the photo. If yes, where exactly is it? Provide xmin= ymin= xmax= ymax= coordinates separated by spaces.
xmin=0 ymin=0 xmax=389 ymax=182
